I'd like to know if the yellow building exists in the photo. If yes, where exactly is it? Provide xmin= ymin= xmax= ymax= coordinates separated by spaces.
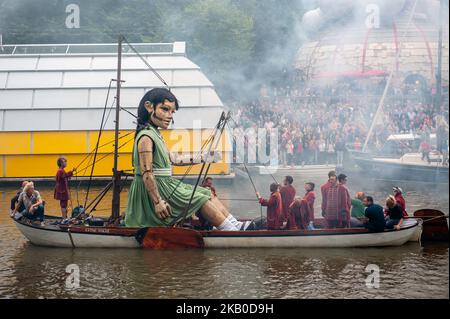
xmin=0 ymin=42 xmax=230 ymax=179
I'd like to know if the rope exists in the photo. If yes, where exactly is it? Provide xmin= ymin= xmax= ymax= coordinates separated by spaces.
xmin=227 ymin=115 xmax=278 ymax=184
xmin=363 ymin=0 xmax=419 ymax=151
xmin=166 ymin=112 xmax=226 ymax=202
xmin=122 ymin=36 xmax=170 ymax=89
xmin=225 ymin=115 xmax=264 ymax=221
xmin=83 ymin=79 xmax=114 ymax=208
xmin=170 ymin=113 xmax=229 ymax=226
xmin=76 ymin=135 xmax=135 ymax=173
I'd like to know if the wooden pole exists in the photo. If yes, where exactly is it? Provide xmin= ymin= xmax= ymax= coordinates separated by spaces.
xmin=434 ymin=0 xmax=443 ymax=113
xmin=111 ymin=34 xmax=123 ymax=220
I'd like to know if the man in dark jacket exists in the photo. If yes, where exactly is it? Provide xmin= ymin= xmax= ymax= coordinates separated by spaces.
xmin=10 ymin=180 xmax=28 ymax=214
xmin=363 ymin=196 xmax=385 ymax=232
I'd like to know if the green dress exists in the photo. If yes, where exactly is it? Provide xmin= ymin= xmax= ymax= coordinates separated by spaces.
xmin=124 ymin=125 xmax=211 ymax=227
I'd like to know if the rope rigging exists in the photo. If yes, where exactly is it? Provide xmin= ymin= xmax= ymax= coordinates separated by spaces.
xmin=170 ymin=112 xmax=231 ymax=227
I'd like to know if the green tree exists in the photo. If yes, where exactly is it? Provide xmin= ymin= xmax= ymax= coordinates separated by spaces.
xmin=162 ymin=0 xmax=255 ymax=98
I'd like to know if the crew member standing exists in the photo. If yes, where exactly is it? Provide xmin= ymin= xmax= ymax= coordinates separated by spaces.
xmin=257 ymin=183 xmax=283 ymax=230
xmin=280 ymin=176 xmax=296 ymax=229
xmin=337 ymin=174 xmax=351 ymax=228
xmin=54 ymin=157 xmax=76 ymax=219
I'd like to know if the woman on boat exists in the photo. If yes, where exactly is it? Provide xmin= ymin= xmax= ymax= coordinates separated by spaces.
xmin=125 ymin=88 xmax=248 ymax=231
xmin=384 ymin=196 xmax=404 ymax=230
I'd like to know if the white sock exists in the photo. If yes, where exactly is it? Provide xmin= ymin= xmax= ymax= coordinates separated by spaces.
xmin=217 ymin=218 xmax=238 ymax=231
xmin=227 ymin=215 xmax=251 ymax=230
xmin=227 ymin=215 xmax=238 ymax=225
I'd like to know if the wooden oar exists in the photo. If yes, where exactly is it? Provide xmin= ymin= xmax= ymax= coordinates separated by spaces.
xmin=135 ymin=227 xmax=204 ymax=249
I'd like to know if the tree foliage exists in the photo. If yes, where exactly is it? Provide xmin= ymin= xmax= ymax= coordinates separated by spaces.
xmin=0 ymin=0 xmax=305 ymax=101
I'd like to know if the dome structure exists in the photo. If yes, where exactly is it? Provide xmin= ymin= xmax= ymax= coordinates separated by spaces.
xmin=296 ymin=0 xmax=449 ymax=89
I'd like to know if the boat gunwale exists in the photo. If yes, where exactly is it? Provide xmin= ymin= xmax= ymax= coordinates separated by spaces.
xmin=12 ymin=215 xmax=419 ymax=238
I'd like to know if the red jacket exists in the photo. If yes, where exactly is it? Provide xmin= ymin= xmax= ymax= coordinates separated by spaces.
xmin=54 ymin=168 xmax=73 ymax=201
xmin=320 ymin=181 xmax=331 ymax=211
xmin=303 ymin=191 xmax=316 ymax=221
xmin=289 ymin=191 xmax=316 ymax=229
xmin=280 ymin=184 xmax=296 ymax=220
xmin=337 ymin=184 xmax=351 ymax=226
xmin=394 ymin=193 xmax=408 ymax=217
xmin=259 ymin=192 xmax=283 ymax=230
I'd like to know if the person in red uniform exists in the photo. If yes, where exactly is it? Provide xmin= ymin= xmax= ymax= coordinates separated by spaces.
xmin=321 ymin=170 xmax=336 ymax=216
xmin=393 ymin=187 xmax=408 ymax=217
xmin=54 ymin=157 xmax=76 ymax=219
xmin=201 ymin=177 xmax=217 ymax=197
xmin=256 ymin=183 xmax=283 ymax=230
xmin=336 ymin=174 xmax=351 ymax=228
xmin=322 ymin=171 xmax=349 ymax=228
xmin=280 ymin=175 xmax=296 ymax=229
xmin=289 ymin=182 xmax=316 ymax=230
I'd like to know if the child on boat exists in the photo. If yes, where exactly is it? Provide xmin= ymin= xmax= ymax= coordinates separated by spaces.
xmin=54 ymin=157 xmax=76 ymax=219
xmin=256 ymin=183 xmax=283 ymax=230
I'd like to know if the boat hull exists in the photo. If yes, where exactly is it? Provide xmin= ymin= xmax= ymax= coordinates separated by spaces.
xmin=203 ymin=223 xmax=420 ymax=248
xmin=13 ymin=218 xmax=421 ymax=249
xmin=14 ymin=221 xmax=139 ymax=248
xmin=352 ymin=156 xmax=449 ymax=183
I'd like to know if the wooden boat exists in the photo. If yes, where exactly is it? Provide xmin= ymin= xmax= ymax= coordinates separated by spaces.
xmin=12 ymin=214 xmax=422 ymax=249
xmin=411 ymin=209 xmax=449 ymax=241
xmin=351 ymin=151 xmax=449 ymax=183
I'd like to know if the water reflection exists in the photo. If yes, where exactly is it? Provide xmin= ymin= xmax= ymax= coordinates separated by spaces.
xmin=4 ymin=242 xmax=447 ymax=299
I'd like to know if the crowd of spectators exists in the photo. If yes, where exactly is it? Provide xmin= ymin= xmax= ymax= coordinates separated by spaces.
xmin=230 ymin=81 xmax=449 ymax=166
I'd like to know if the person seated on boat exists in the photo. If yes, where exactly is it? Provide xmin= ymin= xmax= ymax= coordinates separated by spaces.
xmin=124 ymin=88 xmax=250 ymax=231
xmin=12 ymin=182 xmax=45 ymax=224
xmin=201 ymin=177 xmax=217 ymax=197
xmin=9 ymin=180 xmax=29 ymax=215
xmin=280 ymin=175 xmax=296 ymax=229
xmin=384 ymin=196 xmax=404 ymax=231
xmin=350 ymin=192 xmax=366 ymax=227
xmin=54 ymin=157 xmax=76 ymax=219
xmin=362 ymin=196 xmax=385 ymax=233
xmin=392 ymin=187 xmax=408 ymax=217
xmin=289 ymin=182 xmax=316 ymax=230
xmin=256 ymin=183 xmax=283 ymax=230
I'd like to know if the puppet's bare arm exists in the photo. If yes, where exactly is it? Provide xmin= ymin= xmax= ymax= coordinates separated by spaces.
xmin=138 ymin=136 xmax=171 ymax=219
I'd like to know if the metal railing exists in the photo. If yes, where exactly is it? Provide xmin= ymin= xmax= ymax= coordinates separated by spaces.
xmin=0 ymin=42 xmax=181 ymax=56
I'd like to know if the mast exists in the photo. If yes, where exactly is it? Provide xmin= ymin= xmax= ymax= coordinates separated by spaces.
xmin=362 ymin=0 xmax=418 ymax=152
xmin=434 ymin=0 xmax=443 ymax=113
xmin=111 ymin=34 xmax=123 ymax=220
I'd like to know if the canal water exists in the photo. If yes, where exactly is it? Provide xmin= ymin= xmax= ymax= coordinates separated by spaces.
xmin=0 ymin=169 xmax=448 ymax=298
